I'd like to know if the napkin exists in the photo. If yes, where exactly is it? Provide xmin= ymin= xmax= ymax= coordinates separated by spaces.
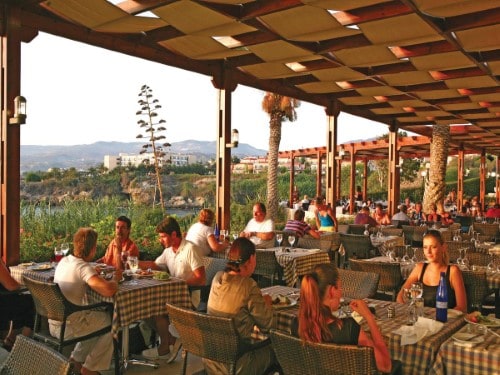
xmin=393 ymin=317 xmax=443 ymax=345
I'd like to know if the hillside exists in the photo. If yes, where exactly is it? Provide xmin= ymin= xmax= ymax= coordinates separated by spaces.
xmin=20 ymin=140 xmax=267 ymax=173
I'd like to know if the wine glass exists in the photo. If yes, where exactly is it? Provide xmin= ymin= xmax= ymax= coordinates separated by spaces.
xmin=232 ymin=232 xmax=238 ymax=241
xmin=452 ymin=230 xmax=462 ymax=242
xmin=60 ymin=242 xmax=70 ymax=256
xmin=276 ymin=233 xmax=283 ymax=248
xmin=127 ymin=256 xmax=139 ymax=284
xmin=121 ymin=250 xmax=130 ymax=269
xmin=288 ymin=235 xmax=296 ymax=249
xmin=363 ymin=224 xmax=370 ymax=236
xmin=410 ymin=282 xmax=423 ymax=300
xmin=401 ymin=245 xmax=411 ymax=263
xmin=54 ymin=246 xmax=63 ymax=263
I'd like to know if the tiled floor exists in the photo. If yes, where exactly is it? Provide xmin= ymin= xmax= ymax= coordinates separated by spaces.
xmin=102 ymin=351 xmax=205 ymax=374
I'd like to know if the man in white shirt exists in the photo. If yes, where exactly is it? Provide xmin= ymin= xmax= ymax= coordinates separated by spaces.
xmin=140 ymin=216 xmax=206 ymax=362
xmin=240 ymin=202 xmax=275 ymax=248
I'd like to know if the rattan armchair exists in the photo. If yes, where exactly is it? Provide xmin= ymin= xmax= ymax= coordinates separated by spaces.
xmin=445 ymin=241 xmax=474 ymax=263
xmin=380 ymin=228 xmax=403 ymax=237
xmin=338 ymin=269 xmax=379 ymax=299
xmin=166 ymin=303 xmax=275 ymax=375
xmin=468 ymin=252 xmax=491 ymax=267
xmin=349 ymin=259 xmax=402 ymax=301
xmin=0 ymin=335 xmax=70 ymax=375
xmin=339 ymin=233 xmax=374 ymax=267
xmin=401 ymin=225 xmax=427 ymax=246
xmin=348 ymin=224 xmax=367 ymax=235
xmin=462 ymin=270 xmax=491 ymax=313
xmin=254 ymin=250 xmax=282 ymax=286
xmin=22 ymin=275 xmax=120 ymax=374
xmin=270 ymin=329 xmax=400 ymax=375
xmin=472 ymin=223 xmax=500 ymax=242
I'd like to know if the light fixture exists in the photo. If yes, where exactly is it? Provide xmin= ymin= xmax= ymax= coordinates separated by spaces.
xmin=9 ymin=96 xmax=27 ymax=125
xmin=464 ymin=168 xmax=470 ymax=177
xmin=487 ymin=171 xmax=497 ymax=178
xmin=226 ymin=129 xmax=239 ymax=148
xmin=420 ymin=170 xmax=427 ymax=178
xmin=336 ymin=145 xmax=345 ymax=160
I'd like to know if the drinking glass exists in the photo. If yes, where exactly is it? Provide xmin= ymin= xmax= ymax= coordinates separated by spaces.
xmin=127 ymin=256 xmax=139 ymax=284
xmin=232 ymin=233 xmax=238 ymax=241
xmin=121 ymin=250 xmax=130 ymax=268
xmin=363 ymin=224 xmax=370 ymax=236
xmin=219 ymin=229 xmax=227 ymax=242
xmin=453 ymin=230 xmax=462 ymax=242
xmin=288 ymin=235 xmax=296 ymax=248
xmin=54 ymin=247 xmax=63 ymax=263
xmin=276 ymin=233 xmax=283 ymax=248
xmin=410 ymin=282 xmax=423 ymax=300
xmin=401 ymin=245 xmax=411 ymax=263
xmin=60 ymin=242 xmax=70 ymax=256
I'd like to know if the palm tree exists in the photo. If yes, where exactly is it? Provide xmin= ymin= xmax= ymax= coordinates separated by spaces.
xmin=423 ymin=124 xmax=450 ymax=213
xmin=261 ymin=92 xmax=300 ymax=220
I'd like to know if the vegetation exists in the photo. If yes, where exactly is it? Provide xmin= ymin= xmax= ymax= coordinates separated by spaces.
xmin=135 ymin=85 xmax=169 ymax=210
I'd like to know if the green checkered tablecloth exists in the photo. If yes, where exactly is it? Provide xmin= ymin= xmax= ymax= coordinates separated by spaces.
xmin=274 ymin=249 xmax=330 ymax=287
xmin=430 ymin=324 xmax=500 ymax=375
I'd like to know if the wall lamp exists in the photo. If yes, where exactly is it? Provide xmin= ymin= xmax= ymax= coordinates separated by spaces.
xmin=226 ymin=129 xmax=239 ymax=148
xmin=9 ymin=96 xmax=27 ymax=125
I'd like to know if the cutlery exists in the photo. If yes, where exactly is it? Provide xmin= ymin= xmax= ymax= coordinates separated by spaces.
xmin=487 ymin=328 xmax=500 ymax=339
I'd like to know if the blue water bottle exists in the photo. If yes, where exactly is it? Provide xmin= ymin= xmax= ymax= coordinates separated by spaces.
xmin=214 ymin=222 xmax=220 ymax=242
xmin=436 ymin=272 xmax=448 ymax=322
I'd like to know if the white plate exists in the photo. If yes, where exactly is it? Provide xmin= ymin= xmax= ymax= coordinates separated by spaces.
xmin=452 ymin=332 xmax=484 ymax=344
xmin=29 ymin=263 xmax=53 ymax=271
xmin=465 ymin=314 xmax=500 ymax=327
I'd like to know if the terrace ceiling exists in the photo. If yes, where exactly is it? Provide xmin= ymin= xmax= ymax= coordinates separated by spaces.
xmin=4 ymin=0 xmax=500 ymax=155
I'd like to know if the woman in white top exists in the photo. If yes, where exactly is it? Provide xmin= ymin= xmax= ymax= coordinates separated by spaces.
xmin=186 ymin=208 xmax=229 ymax=256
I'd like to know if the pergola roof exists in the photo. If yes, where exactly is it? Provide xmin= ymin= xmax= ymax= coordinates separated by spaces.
xmin=8 ymin=0 xmax=500 ymax=155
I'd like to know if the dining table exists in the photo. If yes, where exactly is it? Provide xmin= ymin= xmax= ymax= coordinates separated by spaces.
xmin=429 ymin=321 xmax=500 ymax=375
xmin=257 ymin=247 xmax=330 ymax=287
xmin=261 ymin=285 xmax=466 ymax=375
xmin=10 ymin=261 xmax=193 ymax=371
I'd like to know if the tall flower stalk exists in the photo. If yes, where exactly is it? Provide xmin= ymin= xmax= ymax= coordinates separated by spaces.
xmin=135 ymin=85 xmax=170 ymax=211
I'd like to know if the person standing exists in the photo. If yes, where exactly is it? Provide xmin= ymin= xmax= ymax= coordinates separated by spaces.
xmin=240 ymin=203 xmax=275 ymax=248
xmin=140 ymin=216 xmax=206 ymax=362
xmin=51 ymin=228 xmax=122 ymax=375
xmin=96 ymin=216 xmax=139 ymax=270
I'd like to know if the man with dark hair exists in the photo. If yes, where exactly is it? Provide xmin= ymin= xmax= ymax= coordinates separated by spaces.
xmin=354 ymin=206 xmax=378 ymax=228
xmin=140 ymin=216 xmax=206 ymax=362
xmin=96 ymin=215 xmax=139 ymax=269
xmin=284 ymin=209 xmax=320 ymax=238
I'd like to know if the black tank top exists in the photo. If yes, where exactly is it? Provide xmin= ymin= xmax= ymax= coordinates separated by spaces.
xmin=418 ymin=263 xmax=457 ymax=309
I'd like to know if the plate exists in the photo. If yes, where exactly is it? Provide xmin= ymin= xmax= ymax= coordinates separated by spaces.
xmin=29 ymin=263 xmax=53 ymax=271
xmin=271 ymin=294 xmax=298 ymax=309
xmin=452 ymin=332 xmax=484 ymax=344
xmin=272 ymin=299 xmax=297 ymax=309
xmin=465 ymin=313 xmax=500 ymax=327
xmin=135 ymin=270 xmax=154 ymax=278
xmin=152 ymin=271 xmax=170 ymax=281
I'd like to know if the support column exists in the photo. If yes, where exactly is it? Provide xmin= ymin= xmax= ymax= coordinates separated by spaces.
xmin=336 ymin=158 xmax=342 ymax=203
xmin=315 ymin=150 xmax=322 ymax=198
xmin=496 ymin=156 xmax=500 ymax=205
xmin=362 ymin=158 xmax=368 ymax=201
xmin=1 ymin=6 xmax=22 ymax=265
xmin=325 ymin=101 xmax=340 ymax=217
xmin=457 ymin=148 xmax=464 ymax=211
xmin=349 ymin=147 xmax=356 ymax=214
xmin=212 ymin=68 xmax=237 ymax=232
xmin=288 ymin=153 xmax=295 ymax=207
xmin=387 ymin=123 xmax=400 ymax=217
xmin=480 ymin=150 xmax=486 ymax=212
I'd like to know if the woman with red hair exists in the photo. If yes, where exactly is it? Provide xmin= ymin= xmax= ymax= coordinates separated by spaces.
xmin=296 ymin=264 xmax=392 ymax=373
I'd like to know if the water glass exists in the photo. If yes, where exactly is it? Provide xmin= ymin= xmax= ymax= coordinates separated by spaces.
xmin=219 ymin=229 xmax=227 ymax=242
xmin=276 ymin=233 xmax=283 ymax=248
xmin=60 ymin=242 xmax=70 ymax=256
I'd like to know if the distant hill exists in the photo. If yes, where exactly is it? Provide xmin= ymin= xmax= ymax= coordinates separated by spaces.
xmin=20 ymin=140 xmax=267 ymax=173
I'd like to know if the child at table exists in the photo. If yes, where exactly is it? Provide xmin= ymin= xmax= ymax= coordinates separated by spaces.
xmin=294 ymin=263 xmax=393 ymax=374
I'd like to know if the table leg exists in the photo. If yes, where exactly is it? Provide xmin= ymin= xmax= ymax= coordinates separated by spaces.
xmin=120 ymin=325 xmax=159 ymax=372
xmin=496 ymin=289 xmax=499 ymax=319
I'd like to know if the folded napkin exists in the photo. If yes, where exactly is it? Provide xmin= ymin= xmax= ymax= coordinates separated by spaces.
xmin=393 ymin=317 xmax=443 ymax=345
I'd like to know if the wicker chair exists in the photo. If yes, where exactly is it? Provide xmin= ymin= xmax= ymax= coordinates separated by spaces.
xmin=380 ymin=228 xmax=403 ymax=237
xmin=254 ymin=250 xmax=282 ymax=286
xmin=339 ymin=234 xmax=374 ymax=266
xmin=165 ymin=303 xmax=274 ymax=375
xmin=0 ymin=335 xmax=70 ymax=375
xmin=472 ymin=223 xmax=500 ymax=242
xmin=462 ymin=270 xmax=491 ymax=313
xmin=338 ymin=269 xmax=379 ymax=299
xmin=401 ymin=225 xmax=427 ymax=246
xmin=270 ymin=330 xmax=401 ymax=375
xmin=445 ymin=241 xmax=474 ymax=263
xmin=413 ymin=247 xmax=425 ymax=262
xmin=468 ymin=252 xmax=491 ymax=267
xmin=349 ymin=259 xmax=402 ymax=301
xmin=380 ymin=238 xmax=405 ymax=257
xmin=440 ymin=229 xmax=452 ymax=242
xmin=454 ymin=216 xmax=474 ymax=233
xmin=22 ymin=275 xmax=119 ymax=371
xmin=348 ymin=224 xmax=367 ymax=235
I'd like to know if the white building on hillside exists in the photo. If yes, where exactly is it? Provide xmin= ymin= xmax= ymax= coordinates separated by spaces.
xmin=104 ymin=152 xmax=197 ymax=170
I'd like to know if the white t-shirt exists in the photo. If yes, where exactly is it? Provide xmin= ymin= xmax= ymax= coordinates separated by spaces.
xmin=154 ymin=239 xmax=204 ymax=281
xmin=244 ymin=218 xmax=275 ymax=248
xmin=53 ymin=255 xmax=97 ymax=306
xmin=185 ymin=222 xmax=213 ymax=256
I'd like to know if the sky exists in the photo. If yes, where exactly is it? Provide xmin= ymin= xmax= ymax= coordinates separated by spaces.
xmin=20 ymin=32 xmax=392 ymax=151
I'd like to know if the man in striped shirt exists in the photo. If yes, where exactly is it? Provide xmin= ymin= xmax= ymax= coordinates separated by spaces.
xmin=284 ymin=209 xmax=321 ymax=239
